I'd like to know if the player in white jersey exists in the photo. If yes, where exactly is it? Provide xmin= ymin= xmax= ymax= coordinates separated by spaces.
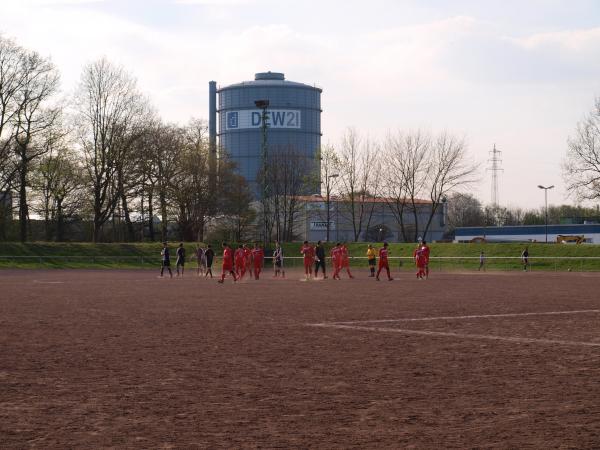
xmin=273 ymin=242 xmax=285 ymax=278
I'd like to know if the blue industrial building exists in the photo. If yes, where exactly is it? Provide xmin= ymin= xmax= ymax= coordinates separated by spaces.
xmin=209 ymin=72 xmax=322 ymax=196
xmin=455 ymin=224 xmax=600 ymax=243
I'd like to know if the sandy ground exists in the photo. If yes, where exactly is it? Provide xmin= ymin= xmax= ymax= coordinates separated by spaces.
xmin=1 ymin=268 xmax=600 ymax=448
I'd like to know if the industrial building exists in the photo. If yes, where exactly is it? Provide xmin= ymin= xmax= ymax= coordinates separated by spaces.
xmin=209 ymin=72 xmax=322 ymax=196
xmin=292 ymin=195 xmax=447 ymax=243
xmin=208 ymin=72 xmax=447 ymax=243
xmin=454 ymin=224 xmax=600 ymax=243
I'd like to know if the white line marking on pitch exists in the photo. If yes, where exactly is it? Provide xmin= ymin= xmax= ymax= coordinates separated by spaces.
xmin=331 ymin=309 xmax=600 ymax=325
xmin=309 ymin=323 xmax=600 ymax=348
xmin=32 ymin=280 xmax=64 ymax=284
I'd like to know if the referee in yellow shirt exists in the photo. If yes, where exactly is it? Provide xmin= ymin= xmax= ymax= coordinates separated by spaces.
xmin=367 ymin=244 xmax=377 ymax=277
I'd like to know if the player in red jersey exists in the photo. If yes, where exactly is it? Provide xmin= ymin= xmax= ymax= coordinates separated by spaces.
xmin=218 ymin=242 xmax=237 ymax=283
xmin=234 ymin=244 xmax=246 ymax=279
xmin=376 ymin=242 xmax=393 ymax=281
xmin=421 ymin=240 xmax=431 ymax=279
xmin=243 ymin=244 xmax=254 ymax=279
xmin=415 ymin=246 xmax=427 ymax=279
xmin=340 ymin=243 xmax=354 ymax=278
xmin=251 ymin=242 xmax=264 ymax=280
xmin=300 ymin=241 xmax=316 ymax=279
xmin=330 ymin=242 xmax=342 ymax=280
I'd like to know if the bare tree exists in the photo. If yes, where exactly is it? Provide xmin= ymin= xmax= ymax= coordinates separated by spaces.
xmin=134 ymin=119 xmax=212 ymax=243
xmin=483 ymin=204 xmax=524 ymax=227
xmin=146 ymin=122 xmax=182 ymax=241
xmin=0 ymin=36 xmax=26 ymax=195
xmin=421 ymin=132 xmax=478 ymax=239
xmin=220 ymin=173 xmax=255 ymax=242
xmin=564 ymin=97 xmax=600 ymax=201
xmin=75 ymin=58 xmax=148 ymax=242
xmin=168 ymin=119 xmax=213 ymax=241
xmin=12 ymin=49 xmax=61 ymax=241
xmin=381 ymin=130 xmax=429 ymax=241
xmin=317 ymin=145 xmax=340 ymax=242
xmin=266 ymin=146 xmax=313 ymax=241
xmin=446 ymin=192 xmax=484 ymax=231
xmin=395 ymin=130 xmax=430 ymax=242
xmin=31 ymin=139 xmax=86 ymax=241
xmin=335 ymin=128 xmax=381 ymax=242
xmin=181 ymin=118 xmax=212 ymax=241
xmin=380 ymin=130 xmax=477 ymax=242
xmin=130 ymin=123 xmax=158 ymax=241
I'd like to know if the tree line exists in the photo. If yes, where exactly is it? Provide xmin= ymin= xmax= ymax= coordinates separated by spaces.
xmin=0 ymin=36 xmax=252 ymax=243
xmin=248 ymin=127 xmax=479 ymax=243
xmin=0 ymin=35 xmax=481 ymax=244
xmin=2 ymin=33 xmax=598 ymax=243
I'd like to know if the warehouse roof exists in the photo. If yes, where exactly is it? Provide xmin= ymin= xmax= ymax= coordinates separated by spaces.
xmin=295 ymin=195 xmax=433 ymax=205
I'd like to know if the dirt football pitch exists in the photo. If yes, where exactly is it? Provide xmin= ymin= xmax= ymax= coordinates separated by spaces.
xmin=2 ymin=268 xmax=600 ymax=448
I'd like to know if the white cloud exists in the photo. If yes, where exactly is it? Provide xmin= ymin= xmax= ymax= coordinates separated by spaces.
xmin=512 ymin=27 xmax=600 ymax=52
xmin=15 ymin=0 xmax=103 ymax=5
xmin=175 ymin=0 xmax=258 ymax=4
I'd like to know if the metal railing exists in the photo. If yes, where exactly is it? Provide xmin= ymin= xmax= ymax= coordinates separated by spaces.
xmin=1 ymin=255 xmax=600 ymax=271
xmin=0 ymin=255 xmax=153 ymax=266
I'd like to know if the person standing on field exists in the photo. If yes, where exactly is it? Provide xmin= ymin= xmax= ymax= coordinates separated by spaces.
xmin=273 ymin=242 xmax=285 ymax=278
xmin=243 ymin=244 xmax=254 ymax=279
xmin=175 ymin=243 xmax=186 ymax=277
xmin=234 ymin=244 xmax=246 ymax=279
xmin=300 ymin=240 xmax=316 ymax=280
xmin=195 ymin=244 xmax=206 ymax=277
xmin=218 ymin=242 xmax=237 ymax=283
xmin=376 ymin=242 xmax=393 ymax=281
xmin=415 ymin=246 xmax=427 ymax=279
xmin=478 ymin=251 xmax=485 ymax=271
xmin=204 ymin=244 xmax=214 ymax=278
xmin=160 ymin=242 xmax=173 ymax=278
xmin=367 ymin=244 xmax=377 ymax=277
xmin=340 ymin=243 xmax=354 ymax=279
xmin=251 ymin=242 xmax=264 ymax=280
xmin=421 ymin=240 xmax=431 ymax=279
xmin=314 ymin=241 xmax=327 ymax=279
xmin=521 ymin=247 xmax=529 ymax=271
xmin=330 ymin=243 xmax=342 ymax=280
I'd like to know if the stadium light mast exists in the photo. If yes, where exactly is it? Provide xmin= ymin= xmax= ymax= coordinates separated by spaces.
xmin=255 ymin=99 xmax=270 ymax=246
xmin=537 ymin=184 xmax=554 ymax=243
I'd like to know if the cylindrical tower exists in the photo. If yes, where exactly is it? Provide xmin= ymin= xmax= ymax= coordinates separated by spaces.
xmin=217 ymin=71 xmax=322 ymax=196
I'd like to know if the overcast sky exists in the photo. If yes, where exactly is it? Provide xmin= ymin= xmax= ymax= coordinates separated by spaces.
xmin=1 ymin=0 xmax=599 ymax=209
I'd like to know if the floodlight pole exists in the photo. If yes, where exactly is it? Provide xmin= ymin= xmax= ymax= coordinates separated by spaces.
xmin=255 ymin=100 xmax=270 ymax=246
xmin=537 ymin=184 xmax=554 ymax=243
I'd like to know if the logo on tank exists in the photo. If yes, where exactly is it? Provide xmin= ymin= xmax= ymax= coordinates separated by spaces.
xmin=227 ymin=112 xmax=239 ymax=129
xmin=224 ymin=110 xmax=301 ymax=130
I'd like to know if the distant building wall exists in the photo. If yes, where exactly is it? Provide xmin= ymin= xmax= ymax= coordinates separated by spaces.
xmin=454 ymin=224 xmax=600 ymax=243
xmin=289 ymin=196 xmax=446 ymax=243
